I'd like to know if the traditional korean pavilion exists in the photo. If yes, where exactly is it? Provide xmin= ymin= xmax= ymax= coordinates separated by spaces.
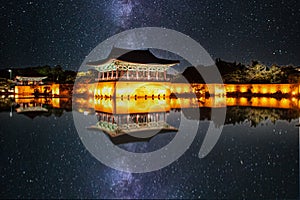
xmin=86 ymin=48 xmax=179 ymax=99
xmin=15 ymin=100 xmax=48 ymax=119
xmin=89 ymin=98 xmax=177 ymax=141
xmin=15 ymin=76 xmax=47 ymax=85
xmin=86 ymin=48 xmax=179 ymax=140
xmin=87 ymin=47 xmax=179 ymax=82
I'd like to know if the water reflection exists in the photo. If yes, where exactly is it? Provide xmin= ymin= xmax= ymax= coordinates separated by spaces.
xmin=1 ymin=93 xmax=299 ymax=141
xmin=1 ymin=87 xmax=299 ymax=198
xmin=0 ymin=97 xmax=72 ymax=118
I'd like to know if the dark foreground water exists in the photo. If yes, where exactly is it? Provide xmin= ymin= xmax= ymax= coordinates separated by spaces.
xmin=1 ymin=100 xmax=299 ymax=199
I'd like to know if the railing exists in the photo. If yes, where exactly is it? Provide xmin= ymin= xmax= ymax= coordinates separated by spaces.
xmin=95 ymin=77 xmax=170 ymax=81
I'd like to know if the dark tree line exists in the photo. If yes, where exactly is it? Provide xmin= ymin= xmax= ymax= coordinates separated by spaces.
xmin=172 ymin=59 xmax=300 ymax=84
xmin=1 ymin=59 xmax=299 ymax=84
xmin=0 ymin=65 xmax=77 ymax=84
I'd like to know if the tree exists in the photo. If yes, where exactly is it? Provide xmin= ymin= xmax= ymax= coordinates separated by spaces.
xmin=223 ymin=70 xmax=246 ymax=83
xmin=245 ymin=62 xmax=269 ymax=83
xmin=268 ymin=65 xmax=284 ymax=83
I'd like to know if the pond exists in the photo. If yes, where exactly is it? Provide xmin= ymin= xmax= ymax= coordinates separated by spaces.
xmin=1 ymin=95 xmax=299 ymax=199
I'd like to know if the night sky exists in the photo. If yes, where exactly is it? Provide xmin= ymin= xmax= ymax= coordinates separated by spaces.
xmin=0 ymin=0 xmax=299 ymax=70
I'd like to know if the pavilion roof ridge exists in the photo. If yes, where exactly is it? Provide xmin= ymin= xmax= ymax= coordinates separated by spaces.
xmin=86 ymin=47 xmax=179 ymax=67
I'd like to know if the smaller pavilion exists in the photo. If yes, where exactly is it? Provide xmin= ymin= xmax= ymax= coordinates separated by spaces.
xmin=15 ymin=76 xmax=47 ymax=85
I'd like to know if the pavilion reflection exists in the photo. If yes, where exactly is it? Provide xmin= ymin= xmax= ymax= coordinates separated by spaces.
xmin=82 ymin=95 xmax=300 ymax=144
xmin=9 ymin=97 xmax=72 ymax=118
xmin=1 ymin=92 xmax=299 ymax=142
xmin=89 ymin=98 xmax=178 ymax=142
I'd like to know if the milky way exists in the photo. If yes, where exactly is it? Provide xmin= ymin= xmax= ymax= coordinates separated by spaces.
xmin=109 ymin=0 xmax=136 ymax=30
xmin=1 ymin=0 xmax=299 ymax=69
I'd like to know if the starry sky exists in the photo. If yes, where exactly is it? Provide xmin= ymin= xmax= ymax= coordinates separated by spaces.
xmin=1 ymin=111 xmax=299 ymax=198
xmin=0 ymin=0 xmax=299 ymax=70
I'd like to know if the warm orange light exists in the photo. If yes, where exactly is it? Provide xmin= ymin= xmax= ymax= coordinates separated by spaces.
xmin=213 ymin=96 xmax=226 ymax=107
xmin=225 ymin=85 xmax=236 ymax=93
xmin=239 ymin=97 xmax=248 ymax=105
xmin=52 ymin=84 xmax=60 ymax=96
xmin=279 ymin=98 xmax=289 ymax=108
xmin=269 ymin=98 xmax=277 ymax=107
xmin=52 ymin=98 xmax=60 ymax=108
xmin=251 ymin=85 xmax=259 ymax=93
xmin=280 ymin=86 xmax=290 ymax=94
xmin=239 ymin=86 xmax=248 ymax=93
xmin=226 ymin=97 xmax=237 ymax=106
xmin=113 ymin=81 xmax=171 ymax=98
xmin=269 ymin=86 xmax=277 ymax=94
xmin=170 ymin=83 xmax=193 ymax=94
xmin=94 ymin=98 xmax=171 ymax=114
xmin=251 ymin=97 xmax=259 ymax=106
xmin=261 ymin=97 xmax=268 ymax=104
xmin=261 ymin=87 xmax=268 ymax=94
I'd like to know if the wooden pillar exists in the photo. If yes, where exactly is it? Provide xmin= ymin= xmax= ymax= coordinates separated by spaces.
xmin=156 ymin=70 xmax=158 ymax=80
xmin=147 ymin=70 xmax=150 ymax=80
xmin=111 ymin=70 xmax=114 ymax=79
xmin=126 ymin=70 xmax=129 ymax=79
xmin=164 ymin=70 xmax=167 ymax=80
xmin=136 ymin=69 xmax=138 ymax=80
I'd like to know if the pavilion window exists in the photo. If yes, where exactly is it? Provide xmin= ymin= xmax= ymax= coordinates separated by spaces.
xmin=119 ymin=70 xmax=122 ymax=79
xmin=159 ymin=71 xmax=164 ymax=80
xmin=116 ymin=70 xmax=118 ymax=79
xmin=149 ymin=71 xmax=152 ymax=80
xmin=138 ymin=71 xmax=144 ymax=79
xmin=125 ymin=71 xmax=129 ymax=79
xmin=147 ymin=70 xmax=150 ymax=80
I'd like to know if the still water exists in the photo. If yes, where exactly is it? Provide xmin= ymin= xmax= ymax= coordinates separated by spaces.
xmin=1 ymin=96 xmax=299 ymax=198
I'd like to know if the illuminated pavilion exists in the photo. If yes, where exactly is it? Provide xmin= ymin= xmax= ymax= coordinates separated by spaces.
xmin=89 ymin=97 xmax=178 ymax=141
xmin=15 ymin=100 xmax=49 ymax=119
xmin=86 ymin=48 xmax=179 ymax=140
xmin=86 ymin=47 xmax=179 ymax=99
xmin=15 ymin=76 xmax=47 ymax=85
